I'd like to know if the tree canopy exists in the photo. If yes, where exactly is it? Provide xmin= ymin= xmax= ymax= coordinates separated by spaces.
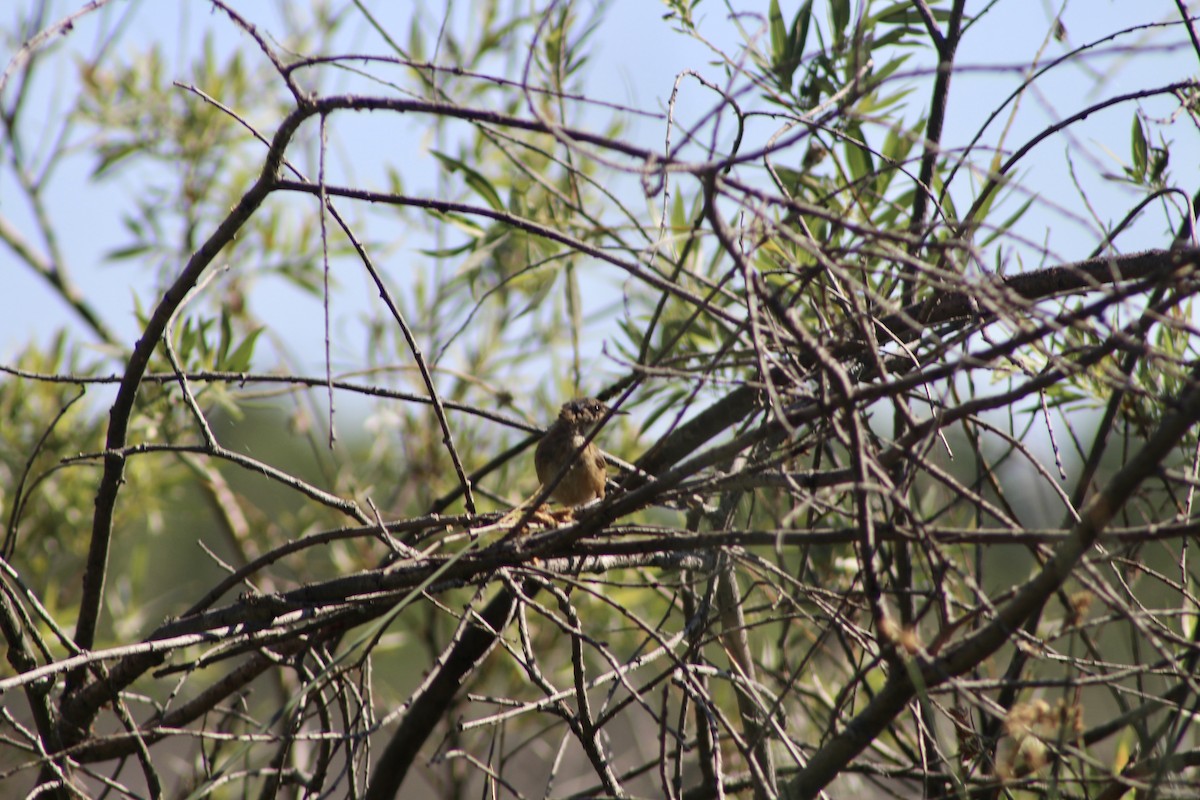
xmin=2 ymin=2 xmax=1200 ymax=798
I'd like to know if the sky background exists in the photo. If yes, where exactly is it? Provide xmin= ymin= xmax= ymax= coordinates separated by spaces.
xmin=2 ymin=1 xmax=1197 ymax=387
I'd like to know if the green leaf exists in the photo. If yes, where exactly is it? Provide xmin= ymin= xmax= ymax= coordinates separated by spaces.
xmin=178 ymin=316 xmax=211 ymax=363
xmin=1149 ymin=146 xmax=1169 ymax=184
xmin=219 ymin=307 xmax=234 ymax=365
xmin=432 ymin=151 xmax=505 ymax=211
xmin=105 ymin=243 xmax=153 ymax=261
xmin=882 ymin=121 xmax=918 ymax=165
xmin=843 ymin=123 xmax=874 ymax=189
xmin=769 ymin=0 xmax=786 ymax=63
xmin=408 ymin=13 xmax=425 ymax=63
xmin=92 ymin=140 xmax=144 ymax=178
xmin=874 ymin=123 xmax=915 ymax=197
xmin=1130 ymin=114 xmax=1147 ymax=182
xmin=830 ymin=0 xmax=850 ymax=47
xmin=222 ymin=327 xmax=263 ymax=373
xmin=773 ymin=0 xmax=814 ymax=90
xmin=418 ymin=240 xmax=477 ymax=259
xmin=792 ymin=0 xmax=813 ymax=59
xmin=426 ymin=208 xmax=487 ymax=238
xmin=872 ymin=2 xmax=919 ymax=24
xmin=872 ymin=53 xmax=910 ymax=85
xmin=981 ymin=196 xmax=1034 ymax=247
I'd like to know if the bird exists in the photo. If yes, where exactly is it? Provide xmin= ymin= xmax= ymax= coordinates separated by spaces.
xmin=534 ymin=397 xmax=618 ymax=508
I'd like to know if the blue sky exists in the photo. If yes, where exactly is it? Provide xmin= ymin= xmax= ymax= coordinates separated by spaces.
xmin=3 ymin=1 xmax=1196 ymax=380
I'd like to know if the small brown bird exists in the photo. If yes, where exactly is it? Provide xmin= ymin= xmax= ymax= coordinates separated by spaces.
xmin=534 ymin=398 xmax=617 ymax=508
